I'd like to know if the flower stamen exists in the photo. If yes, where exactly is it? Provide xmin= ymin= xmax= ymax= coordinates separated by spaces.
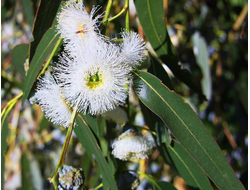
xmin=86 ymin=72 xmax=103 ymax=89
xmin=76 ymin=25 xmax=87 ymax=39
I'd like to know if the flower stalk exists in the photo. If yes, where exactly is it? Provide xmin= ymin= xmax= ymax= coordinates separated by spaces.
xmin=125 ymin=0 xmax=130 ymax=31
xmin=48 ymin=103 xmax=79 ymax=188
xmin=107 ymin=6 xmax=128 ymax=23
xmin=102 ymin=0 xmax=114 ymax=35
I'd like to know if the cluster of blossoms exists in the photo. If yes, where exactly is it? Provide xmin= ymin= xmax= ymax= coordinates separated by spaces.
xmin=31 ymin=1 xmax=146 ymax=127
xmin=31 ymin=1 xmax=154 ymax=161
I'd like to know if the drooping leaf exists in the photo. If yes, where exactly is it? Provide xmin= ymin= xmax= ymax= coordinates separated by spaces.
xmin=11 ymin=44 xmax=29 ymax=78
xmin=29 ymin=0 xmax=61 ymax=62
xmin=132 ymin=70 xmax=245 ymax=190
xmin=22 ymin=28 xmax=60 ymax=103
xmin=166 ymin=140 xmax=213 ymax=190
xmin=135 ymin=0 xmax=206 ymax=100
xmin=75 ymin=114 xmax=118 ymax=190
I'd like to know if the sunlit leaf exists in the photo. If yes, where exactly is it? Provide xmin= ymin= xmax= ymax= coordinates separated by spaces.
xmin=191 ymin=32 xmax=212 ymax=101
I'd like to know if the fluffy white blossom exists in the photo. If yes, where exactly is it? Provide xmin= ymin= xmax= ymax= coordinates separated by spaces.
xmin=52 ymin=0 xmax=148 ymax=116
xmin=112 ymin=129 xmax=155 ymax=161
xmin=57 ymin=0 xmax=103 ymax=53
xmin=30 ymin=73 xmax=72 ymax=128
xmin=120 ymin=31 xmax=147 ymax=68
xmin=55 ymin=42 xmax=131 ymax=115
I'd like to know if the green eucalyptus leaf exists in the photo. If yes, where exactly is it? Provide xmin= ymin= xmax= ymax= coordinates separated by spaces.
xmin=167 ymin=140 xmax=213 ymax=190
xmin=83 ymin=114 xmax=99 ymax=138
xmin=75 ymin=114 xmax=118 ymax=190
xmin=22 ymin=28 xmax=60 ymax=103
xmin=132 ymin=70 xmax=245 ymax=190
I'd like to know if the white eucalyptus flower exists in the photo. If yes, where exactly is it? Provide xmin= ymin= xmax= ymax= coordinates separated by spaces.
xmin=30 ymin=73 xmax=72 ymax=128
xmin=55 ymin=43 xmax=130 ymax=115
xmin=120 ymin=31 xmax=147 ymax=68
xmin=112 ymin=129 xmax=155 ymax=161
xmin=57 ymin=0 xmax=103 ymax=53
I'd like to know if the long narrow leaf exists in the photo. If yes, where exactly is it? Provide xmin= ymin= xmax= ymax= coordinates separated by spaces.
xmin=166 ymin=140 xmax=213 ymax=190
xmin=75 ymin=114 xmax=118 ymax=190
xmin=22 ymin=28 xmax=60 ymax=103
xmin=132 ymin=70 xmax=245 ymax=190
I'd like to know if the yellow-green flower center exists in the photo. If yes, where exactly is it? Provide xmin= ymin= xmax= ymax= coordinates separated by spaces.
xmin=86 ymin=72 xmax=103 ymax=89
